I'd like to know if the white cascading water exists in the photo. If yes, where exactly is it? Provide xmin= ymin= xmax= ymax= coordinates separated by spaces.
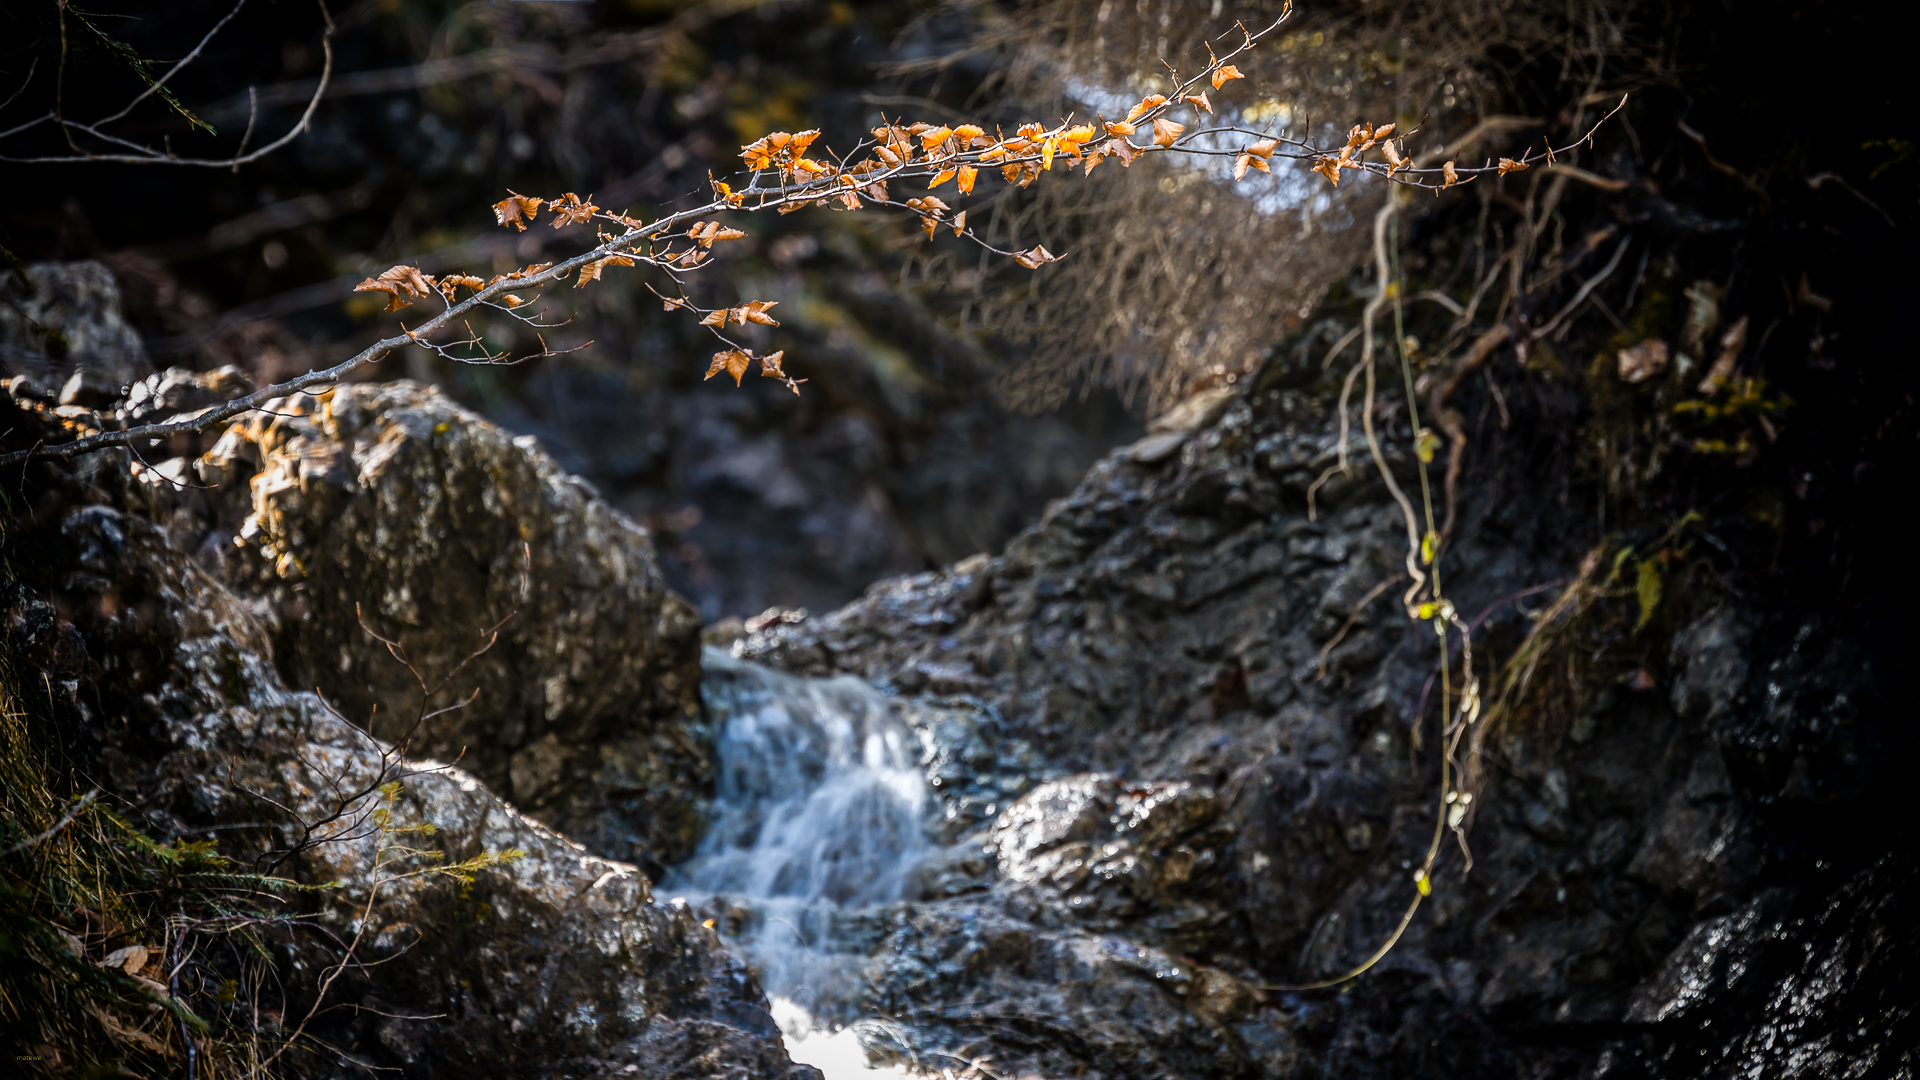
xmin=663 ymin=646 xmax=933 ymax=1078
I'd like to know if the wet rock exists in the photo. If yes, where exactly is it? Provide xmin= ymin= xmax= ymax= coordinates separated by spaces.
xmin=207 ymin=381 xmax=709 ymax=865
xmin=733 ymin=377 xmax=1914 ymax=1079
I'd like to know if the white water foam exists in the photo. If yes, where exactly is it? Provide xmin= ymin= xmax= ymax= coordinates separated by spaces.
xmin=665 ymin=647 xmax=933 ymax=1078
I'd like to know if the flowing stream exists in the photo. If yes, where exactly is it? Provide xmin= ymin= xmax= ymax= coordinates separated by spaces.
xmin=662 ymin=647 xmax=934 ymax=1077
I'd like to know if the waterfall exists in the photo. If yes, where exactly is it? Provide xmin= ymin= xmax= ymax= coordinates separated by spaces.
xmin=663 ymin=647 xmax=934 ymax=1077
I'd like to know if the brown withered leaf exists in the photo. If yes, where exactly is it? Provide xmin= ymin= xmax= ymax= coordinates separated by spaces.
xmin=1104 ymin=120 xmax=1137 ymax=137
xmin=759 ymin=350 xmax=787 ymax=377
xmin=1247 ymin=138 xmax=1278 ymax=160
xmin=549 ymin=192 xmax=599 ymax=228
xmin=688 ymin=221 xmax=749 ymax=247
xmin=705 ymin=348 xmax=753 ymax=387
xmin=492 ymin=191 xmax=543 ymax=231
xmin=951 ymin=209 xmax=967 ymax=236
xmin=930 ymin=168 xmax=957 ymax=189
xmin=1211 ymin=64 xmax=1244 ymax=90
xmin=864 ymin=180 xmax=889 ymax=202
xmin=1382 ymin=140 xmax=1405 ymax=170
xmin=1012 ymin=244 xmax=1059 ymax=269
xmin=354 ymin=264 xmax=438 ymax=312
xmin=662 ymin=296 xmax=690 ymax=311
xmin=699 ymin=309 xmax=729 ymax=326
xmin=1126 ymin=94 xmax=1169 ymax=122
xmin=502 ymin=294 xmax=526 ymax=308
xmin=436 ymin=274 xmax=486 ymax=301
xmin=1103 ymin=138 xmax=1139 ymax=166
xmin=1311 ymin=157 xmax=1341 ymax=186
xmin=957 ymin=165 xmax=978 ymax=195
xmin=1497 ymin=157 xmax=1529 ymax=176
xmin=1233 ymin=152 xmax=1251 ymax=180
xmin=1184 ymin=91 xmax=1212 ymax=114
xmin=953 ymin=124 xmax=984 ymax=142
xmin=742 ymin=300 xmax=780 ymax=326
xmin=1442 ymin=161 xmax=1459 ymax=188
xmin=576 ymin=255 xmax=634 ymax=287
xmin=1151 ymin=118 xmax=1185 ymax=147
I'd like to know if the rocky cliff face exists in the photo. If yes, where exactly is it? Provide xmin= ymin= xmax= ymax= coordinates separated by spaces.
xmin=732 ymin=371 xmax=1917 ymax=1078
xmin=204 ymin=381 xmax=710 ymax=867
xmin=5 ymin=261 xmax=1914 ymax=1079
xmin=3 ymin=264 xmax=812 ymax=1077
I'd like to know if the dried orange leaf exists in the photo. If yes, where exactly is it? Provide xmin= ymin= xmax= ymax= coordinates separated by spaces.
xmin=1312 ymin=157 xmax=1341 ymax=186
xmin=1151 ymin=118 xmax=1185 ymax=147
xmin=492 ymin=191 xmax=543 ymax=231
xmin=1126 ymin=94 xmax=1169 ymax=122
xmin=930 ymin=168 xmax=957 ymax=189
xmin=1442 ymin=161 xmax=1459 ymax=188
xmin=576 ymin=255 xmax=634 ymax=287
xmin=953 ymin=124 xmax=985 ymax=142
xmin=1247 ymin=138 xmax=1278 ymax=159
xmin=699 ymin=309 xmax=729 ymax=326
xmin=1184 ymin=91 xmax=1212 ymax=114
xmin=1211 ymin=64 xmax=1244 ymax=90
xmin=1012 ymin=244 xmax=1059 ymax=269
xmin=956 ymin=165 xmax=978 ymax=195
xmin=1497 ymin=157 xmax=1530 ymax=176
xmin=549 ymin=192 xmax=599 ymax=228
xmin=1104 ymin=120 xmax=1137 ymax=137
xmin=1103 ymin=138 xmax=1139 ymax=167
xmin=354 ymin=264 xmax=438 ymax=311
xmin=951 ymin=209 xmax=967 ymax=236
xmin=705 ymin=349 xmax=753 ymax=387
xmin=502 ymin=293 xmax=526 ymax=308
xmin=759 ymin=350 xmax=787 ymax=377
xmin=1233 ymin=152 xmax=1251 ymax=180
xmin=742 ymin=300 xmax=781 ymax=326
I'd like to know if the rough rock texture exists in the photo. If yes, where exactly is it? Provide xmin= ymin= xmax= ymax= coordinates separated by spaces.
xmin=184 ymin=381 xmax=711 ymax=866
xmin=0 ymin=405 xmax=815 ymax=1078
xmin=736 ymin=377 xmax=1919 ymax=1079
xmin=0 ymin=261 xmax=152 ymax=393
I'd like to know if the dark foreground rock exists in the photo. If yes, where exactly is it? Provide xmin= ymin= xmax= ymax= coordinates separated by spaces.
xmin=734 ymin=376 xmax=1919 ymax=1079
xmin=4 ymin=370 xmax=814 ymax=1078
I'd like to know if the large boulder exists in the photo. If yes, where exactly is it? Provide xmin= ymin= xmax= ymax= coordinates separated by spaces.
xmin=201 ymin=381 xmax=708 ymax=865
xmin=733 ymin=378 xmax=1917 ymax=1079
xmin=0 ymin=261 xmax=152 ymax=398
xmin=2 ymin=476 xmax=813 ymax=1078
